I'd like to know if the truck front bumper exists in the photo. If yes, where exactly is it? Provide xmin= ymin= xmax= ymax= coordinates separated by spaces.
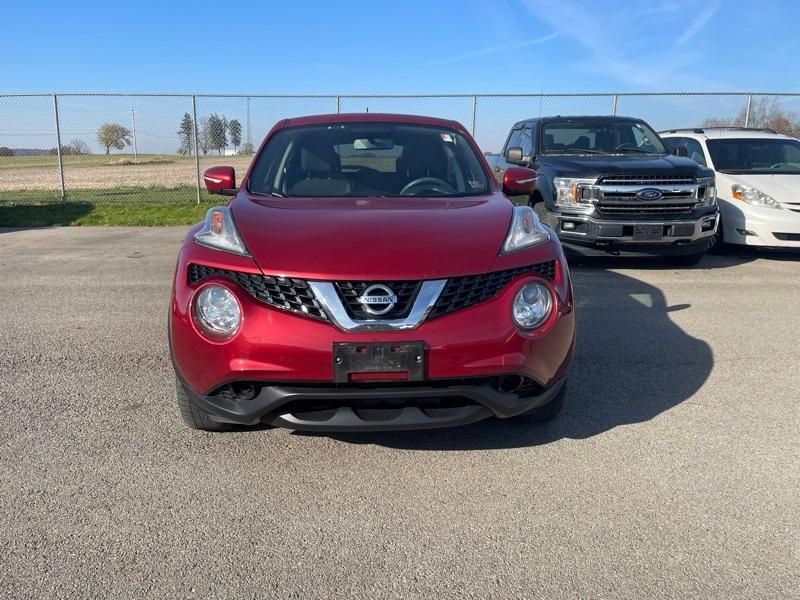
xmin=543 ymin=209 xmax=719 ymax=256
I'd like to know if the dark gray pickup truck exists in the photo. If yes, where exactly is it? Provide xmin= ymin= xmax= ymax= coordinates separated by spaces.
xmin=487 ymin=116 xmax=719 ymax=265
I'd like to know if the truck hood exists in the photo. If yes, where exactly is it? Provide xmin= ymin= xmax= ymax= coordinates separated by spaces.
xmin=717 ymin=172 xmax=800 ymax=207
xmin=537 ymin=154 xmax=704 ymax=179
xmin=230 ymin=194 xmax=513 ymax=280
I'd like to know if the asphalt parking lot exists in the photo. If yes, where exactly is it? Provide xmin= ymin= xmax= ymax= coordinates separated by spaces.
xmin=1 ymin=227 xmax=798 ymax=599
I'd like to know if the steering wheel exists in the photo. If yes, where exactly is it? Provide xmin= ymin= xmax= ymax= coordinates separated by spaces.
xmin=769 ymin=162 xmax=788 ymax=169
xmin=613 ymin=143 xmax=638 ymax=151
xmin=400 ymin=177 xmax=456 ymax=196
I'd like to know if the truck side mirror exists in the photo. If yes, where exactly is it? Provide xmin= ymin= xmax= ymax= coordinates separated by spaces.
xmin=505 ymin=146 xmax=528 ymax=165
xmin=672 ymin=146 xmax=688 ymax=157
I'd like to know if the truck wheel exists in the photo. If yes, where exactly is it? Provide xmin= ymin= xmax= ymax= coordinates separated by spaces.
xmin=176 ymin=377 xmax=233 ymax=431
xmin=513 ymin=382 xmax=567 ymax=423
xmin=666 ymin=252 xmax=706 ymax=267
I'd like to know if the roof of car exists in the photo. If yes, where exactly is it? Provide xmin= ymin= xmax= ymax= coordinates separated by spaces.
xmin=659 ymin=127 xmax=793 ymax=140
xmin=281 ymin=113 xmax=464 ymax=130
xmin=513 ymin=115 xmax=645 ymax=127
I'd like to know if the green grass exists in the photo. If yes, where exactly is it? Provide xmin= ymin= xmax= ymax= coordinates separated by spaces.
xmin=0 ymin=201 xmax=219 ymax=227
xmin=0 ymin=187 xmax=221 ymax=226
xmin=0 ymin=154 xmax=190 ymax=170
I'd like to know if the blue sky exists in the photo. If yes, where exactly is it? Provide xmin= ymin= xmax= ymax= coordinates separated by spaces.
xmin=3 ymin=0 xmax=799 ymax=94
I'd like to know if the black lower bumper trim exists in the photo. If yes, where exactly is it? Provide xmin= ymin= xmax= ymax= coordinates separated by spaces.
xmin=563 ymin=236 xmax=714 ymax=257
xmin=181 ymin=376 xmax=567 ymax=431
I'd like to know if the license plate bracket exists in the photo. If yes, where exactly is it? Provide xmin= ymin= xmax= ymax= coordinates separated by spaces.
xmin=633 ymin=224 xmax=664 ymax=241
xmin=333 ymin=342 xmax=425 ymax=383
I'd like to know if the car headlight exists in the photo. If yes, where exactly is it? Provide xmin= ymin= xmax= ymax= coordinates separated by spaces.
xmin=697 ymin=176 xmax=717 ymax=207
xmin=501 ymin=206 xmax=550 ymax=253
xmin=512 ymin=282 xmax=553 ymax=330
xmin=194 ymin=206 xmax=250 ymax=255
xmin=552 ymin=177 xmax=599 ymax=213
xmin=194 ymin=285 xmax=241 ymax=337
xmin=731 ymin=184 xmax=781 ymax=209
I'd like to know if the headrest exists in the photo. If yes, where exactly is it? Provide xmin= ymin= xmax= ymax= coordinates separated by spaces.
xmin=301 ymin=147 xmax=334 ymax=173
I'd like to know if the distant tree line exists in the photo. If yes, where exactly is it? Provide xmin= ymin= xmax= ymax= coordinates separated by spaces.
xmin=177 ymin=113 xmax=247 ymax=155
xmin=702 ymin=98 xmax=800 ymax=137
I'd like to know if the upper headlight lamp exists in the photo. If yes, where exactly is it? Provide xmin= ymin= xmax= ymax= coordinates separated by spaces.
xmin=194 ymin=206 xmax=250 ymax=255
xmin=731 ymin=184 xmax=781 ymax=209
xmin=501 ymin=206 xmax=550 ymax=253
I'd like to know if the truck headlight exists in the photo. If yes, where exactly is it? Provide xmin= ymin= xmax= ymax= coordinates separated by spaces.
xmin=553 ymin=177 xmax=599 ymax=213
xmin=512 ymin=282 xmax=552 ymax=330
xmin=195 ymin=285 xmax=241 ymax=337
xmin=697 ymin=176 xmax=717 ymax=207
xmin=731 ymin=184 xmax=781 ymax=209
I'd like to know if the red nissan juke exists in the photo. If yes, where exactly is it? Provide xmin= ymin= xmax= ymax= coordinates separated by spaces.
xmin=169 ymin=114 xmax=575 ymax=431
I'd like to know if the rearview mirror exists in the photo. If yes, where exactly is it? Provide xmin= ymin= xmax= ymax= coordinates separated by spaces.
xmin=203 ymin=166 xmax=237 ymax=195
xmin=505 ymin=146 xmax=526 ymax=165
xmin=672 ymin=146 xmax=688 ymax=157
xmin=503 ymin=166 xmax=536 ymax=196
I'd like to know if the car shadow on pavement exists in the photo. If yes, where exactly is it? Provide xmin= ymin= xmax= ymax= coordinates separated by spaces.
xmin=311 ymin=263 xmax=717 ymax=450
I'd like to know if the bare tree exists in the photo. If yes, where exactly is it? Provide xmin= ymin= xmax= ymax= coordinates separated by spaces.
xmin=69 ymin=139 xmax=90 ymax=155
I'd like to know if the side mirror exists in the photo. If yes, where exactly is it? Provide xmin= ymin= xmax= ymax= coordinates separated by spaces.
xmin=203 ymin=166 xmax=237 ymax=195
xmin=505 ymin=146 xmax=529 ymax=165
xmin=672 ymin=145 xmax=688 ymax=157
xmin=503 ymin=166 xmax=536 ymax=196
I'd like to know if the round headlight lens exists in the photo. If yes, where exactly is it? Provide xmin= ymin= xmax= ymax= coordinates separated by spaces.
xmin=512 ymin=282 xmax=552 ymax=330
xmin=195 ymin=285 xmax=241 ymax=336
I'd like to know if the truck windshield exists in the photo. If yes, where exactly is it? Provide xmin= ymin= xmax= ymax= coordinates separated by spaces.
xmin=706 ymin=138 xmax=800 ymax=174
xmin=247 ymin=123 xmax=490 ymax=197
xmin=541 ymin=120 xmax=668 ymax=155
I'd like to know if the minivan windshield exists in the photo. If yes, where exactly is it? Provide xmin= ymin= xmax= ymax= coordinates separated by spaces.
xmin=541 ymin=119 xmax=668 ymax=155
xmin=706 ymin=138 xmax=800 ymax=174
xmin=248 ymin=123 xmax=490 ymax=197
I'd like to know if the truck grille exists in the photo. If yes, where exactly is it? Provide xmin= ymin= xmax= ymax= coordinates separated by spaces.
xmin=187 ymin=264 xmax=329 ymax=321
xmin=596 ymin=174 xmax=699 ymax=219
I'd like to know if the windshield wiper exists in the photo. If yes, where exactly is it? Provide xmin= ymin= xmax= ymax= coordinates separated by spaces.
xmin=614 ymin=148 xmax=661 ymax=155
xmin=547 ymin=148 xmax=607 ymax=155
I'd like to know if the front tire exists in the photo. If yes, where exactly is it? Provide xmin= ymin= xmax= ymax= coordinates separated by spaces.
xmin=176 ymin=377 xmax=233 ymax=431
xmin=666 ymin=251 xmax=706 ymax=267
xmin=513 ymin=382 xmax=567 ymax=423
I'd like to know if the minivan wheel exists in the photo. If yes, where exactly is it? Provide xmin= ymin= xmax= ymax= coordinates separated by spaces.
xmin=513 ymin=382 xmax=567 ymax=423
xmin=666 ymin=251 xmax=706 ymax=267
xmin=176 ymin=377 xmax=234 ymax=432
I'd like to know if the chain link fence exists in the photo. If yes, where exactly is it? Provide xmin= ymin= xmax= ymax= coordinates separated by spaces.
xmin=1 ymin=92 xmax=799 ymax=206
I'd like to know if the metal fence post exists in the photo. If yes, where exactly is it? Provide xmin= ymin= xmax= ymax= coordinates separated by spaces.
xmin=52 ymin=93 xmax=66 ymax=202
xmin=744 ymin=94 xmax=753 ymax=127
xmin=611 ymin=94 xmax=618 ymax=116
xmin=471 ymin=95 xmax=477 ymax=137
xmin=192 ymin=95 xmax=201 ymax=204
xmin=336 ymin=96 xmax=341 ymax=113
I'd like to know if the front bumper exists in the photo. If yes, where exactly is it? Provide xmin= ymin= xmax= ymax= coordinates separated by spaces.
xmin=178 ymin=373 xmax=567 ymax=431
xmin=543 ymin=208 xmax=719 ymax=256
xmin=720 ymin=199 xmax=800 ymax=248
xmin=169 ymin=241 xmax=576 ymax=431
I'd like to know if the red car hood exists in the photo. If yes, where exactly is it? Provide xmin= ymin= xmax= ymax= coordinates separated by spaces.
xmin=231 ymin=194 xmax=513 ymax=280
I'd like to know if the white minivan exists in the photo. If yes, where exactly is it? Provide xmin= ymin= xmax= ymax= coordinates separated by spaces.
xmin=661 ymin=127 xmax=800 ymax=248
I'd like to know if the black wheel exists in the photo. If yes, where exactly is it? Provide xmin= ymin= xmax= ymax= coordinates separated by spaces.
xmin=513 ymin=382 xmax=567 ymax=423
xmin=666 ymin=251 xmax=706 ymax=267
xmin=176 ymin=377 xmax=233 ymax=431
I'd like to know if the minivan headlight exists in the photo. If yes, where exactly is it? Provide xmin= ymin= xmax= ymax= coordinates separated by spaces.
xmin=731 ymin=184 xmax=781 ymax=209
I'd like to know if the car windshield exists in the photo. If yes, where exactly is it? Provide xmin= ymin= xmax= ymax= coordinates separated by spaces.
xmin=541 ymin=119 xmax=668 ymax=155
xmin=706 ymin=138 xmax=800 ymax=174
xmin=247 ymin=123 xmax=490 ymax=197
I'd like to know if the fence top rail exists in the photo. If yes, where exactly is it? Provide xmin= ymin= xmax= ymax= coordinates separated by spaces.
xmin=2 ymin=92 xmax=800 ymax=99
